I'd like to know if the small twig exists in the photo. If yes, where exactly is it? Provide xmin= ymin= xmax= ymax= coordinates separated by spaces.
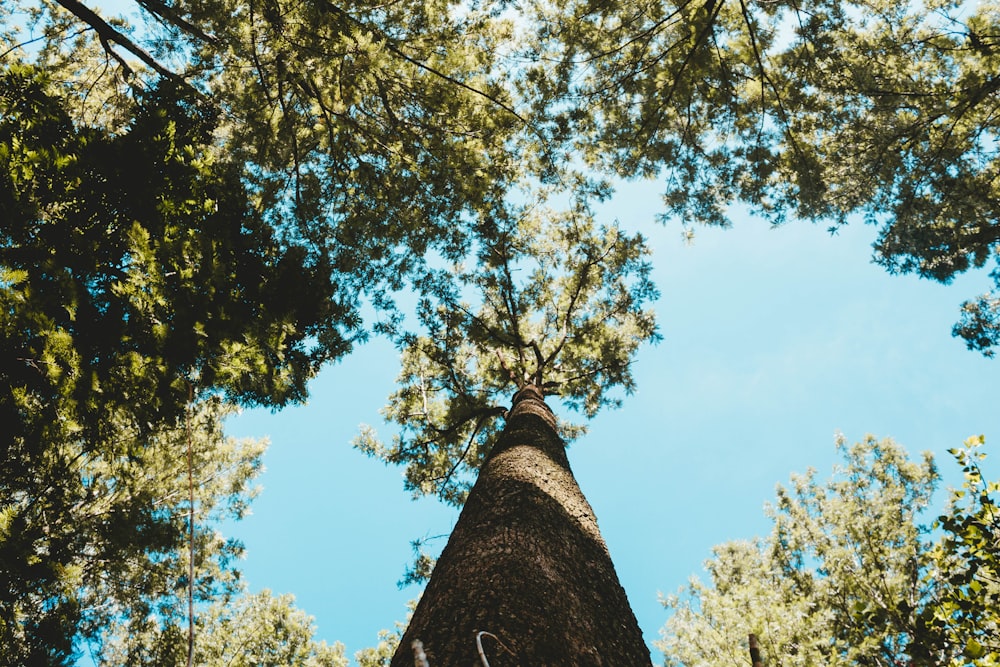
xmin=314 ymin=0 xmax=525 ymax=123
xmin=412 ymin=639 xmax=430 ymax=667
xmin=0 ymin=27 xmax=86 ymax=59
xmin=186 ymin=380 xmax=195 ymax=667
xmin=53 ymin=0 xmax=180 ymax=80
xmin=15 ymin=357 xmax=53 ymax=372
xmin=476 ymin=631 xmax=516 ymax=667
xmin=134 ymin=0 xmax=219 ymax=46
xmin=418 ymin=371 xmax=431 ymax=420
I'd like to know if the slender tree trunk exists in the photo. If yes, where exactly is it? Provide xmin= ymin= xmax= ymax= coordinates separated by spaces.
xmin=749 ymin=634 xmax=763 ymax=667
xmin=391 ymin=385 xmax=650 ymax=667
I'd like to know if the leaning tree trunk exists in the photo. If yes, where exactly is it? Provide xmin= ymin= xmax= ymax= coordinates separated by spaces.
xmin=390 ymin=385 xmax=650 ymax=667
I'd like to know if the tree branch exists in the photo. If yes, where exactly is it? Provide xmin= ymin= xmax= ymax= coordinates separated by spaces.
xmin=134 ymin=0 xmax=219 ymax=47
xmin=431 ymin=407 xmax=505 ymax=494
xmin=543 ymin=235 xmax=617 ymax=370
xmin=315 ymin=0 xmax=527 ymax=125
xmin=53 ymin=0 xmax=180 ymax=80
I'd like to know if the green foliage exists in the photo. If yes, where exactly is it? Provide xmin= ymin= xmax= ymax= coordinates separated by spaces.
xmin=354 ymin=602 xmax=414 ymax=667
xmin=0 ymin=70 xmax=359 ymax=661
xmin=98 ymin=589 xmax=348 ymax=667
xmin=10 ymin=0 xmax=1000 ymax=354
xmin=357 ymin=191 xmax=659 ymax=505
xmin=660 ymin=539 xmax=834 ymax=667
xmin=658 ymin=435 xmax=1000 ymax=667
xmin=768 ymin=1 xmax=1000 ymax=357
xmin=930 ymin=436 xmax=1000 ymax=666
xmin=0 ymin=397 xmax=265 ymax=665
xmin=5 ymin=0 xmax=999 ymax=659
xmin=1 ymin=62 xmax=356 ymax=433
xmin=524 ymin=0 xmax=783 ymax=202
xmin=523 ymin=0 xmax=1000 ymax=355
xmin=355 ymin=628 xmax=402 ymax=667
xmin=1 ymin=11 xmax=532 ymax=653
xmin=4 ymin=0 xmax=528 ymax=290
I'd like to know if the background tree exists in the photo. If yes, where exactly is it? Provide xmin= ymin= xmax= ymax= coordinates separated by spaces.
xmin=354 ymin=603 xmax=410 ymax=667
xmin=657 ymin=435 xmax=1000 ymax=667
xmin=0 ymin=394 xmax=265 ymax=665
xmin=97 ymin=589 xmax=348 ymax=667
xmin=763 ymin=1 xmax=1000 ymax=358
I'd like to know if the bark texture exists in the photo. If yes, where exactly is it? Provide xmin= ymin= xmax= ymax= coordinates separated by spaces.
xmin=390 ymin=385 xmax=650 ymax=667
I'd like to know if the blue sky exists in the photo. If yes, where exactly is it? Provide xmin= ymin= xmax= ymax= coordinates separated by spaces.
xmin=225 ymin=178 xmax=1000 ymax=663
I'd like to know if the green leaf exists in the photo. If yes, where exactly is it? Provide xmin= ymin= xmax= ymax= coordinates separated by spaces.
xmin=965 ymin=638 xmax=985 ymax=660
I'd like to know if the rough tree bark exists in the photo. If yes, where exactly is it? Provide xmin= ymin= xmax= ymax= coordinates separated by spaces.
xmin=390 ymin=384 xmax=650 ymax=667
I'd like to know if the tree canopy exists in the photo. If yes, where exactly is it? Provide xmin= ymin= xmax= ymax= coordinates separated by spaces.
xmin=5 ymin=0 xmax=528 ymax=276
xmin=539 ymin=0 xmax=1000 ymax=354
xmin=8 ymin=0 xmax=1000 ymax=360
xmin=356 ymin=196 xmax=660 ymax=505
xmin=658 ymin=435 xmax=1000 ymax=667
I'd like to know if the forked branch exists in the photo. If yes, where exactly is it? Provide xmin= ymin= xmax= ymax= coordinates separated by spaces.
xmin=53 ymin=0 xmax=180 ymax=80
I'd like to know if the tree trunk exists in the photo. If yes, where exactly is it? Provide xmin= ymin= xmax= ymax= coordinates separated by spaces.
xmin=390 ymin=385 xmax=650 ymax=667
xmin=749 ymin=634 xmax=763 ymax=667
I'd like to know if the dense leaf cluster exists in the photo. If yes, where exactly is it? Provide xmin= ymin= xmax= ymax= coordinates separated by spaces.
xmin=932 ymin=436 xmax=1000 ymax=665
xmin=1 ymin=64 xmax=354 ymax=429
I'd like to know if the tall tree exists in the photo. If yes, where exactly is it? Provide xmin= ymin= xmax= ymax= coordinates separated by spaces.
xmin=390 ymin=385 xmax=652 ymax=666
xmin=657 ymin=435 xmax=1000 ymax=667
xmin=358 ymin=203 xmax=659 ymax=664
